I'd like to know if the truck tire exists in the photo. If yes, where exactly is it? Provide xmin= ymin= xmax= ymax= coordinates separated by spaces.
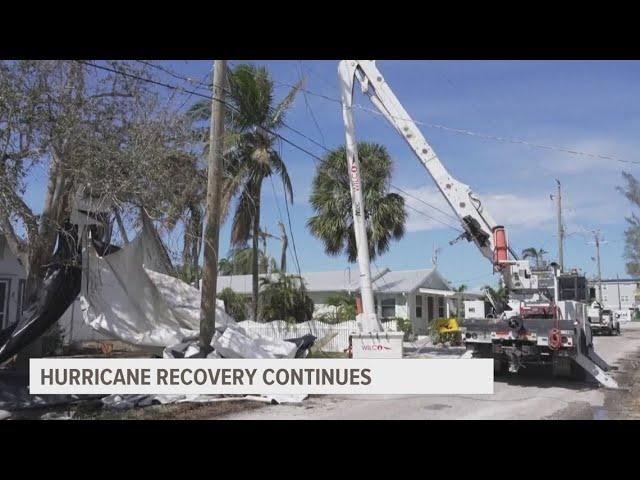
xmin=570 ymin=360 xmax=587 ymax=381
xmin=552 ymin=357 xmax=572 ymax=378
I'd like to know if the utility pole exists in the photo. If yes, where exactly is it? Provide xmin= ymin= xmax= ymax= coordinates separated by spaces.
xmin=594 ymin=230 xmax=603 ymax=303
xmin=432 ymin=244 xmax=441 ymax=268
xmin=555 ymin=179 xmax=564 ymax=272
xmin=199 ymin=60 xmax=226 ymax=352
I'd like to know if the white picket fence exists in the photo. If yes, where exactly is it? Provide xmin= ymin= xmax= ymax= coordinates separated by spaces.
xmin=237 ymin=319 xmax=399 ymax=353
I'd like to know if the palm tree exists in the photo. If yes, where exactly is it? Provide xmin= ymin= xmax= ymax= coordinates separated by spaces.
xmin=191 ymin=64 xmax=302 ymax=321
xmin=307 ymin=142 xmax=407 ymax=262
xmin=521 ymin=247 xmax=548 ymax=269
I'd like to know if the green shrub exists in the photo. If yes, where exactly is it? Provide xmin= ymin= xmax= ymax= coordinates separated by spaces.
xmin=259 ymin=274 xmax=314 ymax=323
xmin=217 ymin=288 xmax=248 ymax=321
xmin=324 ymin=291 xmax=357 ymax=323
xmin=392 ymin=317 xmax=413 ymax=340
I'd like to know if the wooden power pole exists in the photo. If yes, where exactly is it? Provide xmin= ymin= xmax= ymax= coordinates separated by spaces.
xmin=555 ymin=179 xmax=564 ymax=272
xmin=594 ymin=230 xmax=603 ymax=303
xmin=199 ymin=60 xmax=227 ymax=352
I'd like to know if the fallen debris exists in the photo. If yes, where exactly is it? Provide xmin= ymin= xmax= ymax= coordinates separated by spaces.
xmin=101 ymin=393 xmax=308 ymax=409
xmin=40 ymin=411 xmax=75 ymax=420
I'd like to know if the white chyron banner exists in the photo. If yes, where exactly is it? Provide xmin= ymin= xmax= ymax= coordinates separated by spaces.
xmin=30 ymin=359 xmax=494 ymax=395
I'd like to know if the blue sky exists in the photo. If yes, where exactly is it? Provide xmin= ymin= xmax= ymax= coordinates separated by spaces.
xmin=22 ymin=60 xmax=640 ymax=292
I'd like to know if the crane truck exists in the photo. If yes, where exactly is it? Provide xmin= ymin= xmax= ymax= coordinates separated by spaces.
xmin=339 ymin=60 xmax=618 ymax=388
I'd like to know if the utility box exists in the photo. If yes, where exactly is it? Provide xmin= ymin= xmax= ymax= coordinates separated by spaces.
xmin=465 ymin=300 xmax=487 ymax=319
xmin=350 ymin=331 xmax=404 ymax=359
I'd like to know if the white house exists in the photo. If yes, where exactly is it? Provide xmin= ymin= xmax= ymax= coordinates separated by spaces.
xmin=216 ymin=267 xmax=461 ymax=335
xmin=0 ymin=235 xmax=27 ymax=330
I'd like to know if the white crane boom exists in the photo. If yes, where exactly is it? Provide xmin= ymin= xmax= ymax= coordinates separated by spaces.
xmin=339 ymin=60 xmax=535 ymax=331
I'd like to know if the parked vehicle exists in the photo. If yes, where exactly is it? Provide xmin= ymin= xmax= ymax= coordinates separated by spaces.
xmin=588 ymin=302 xmax=621 ymax=336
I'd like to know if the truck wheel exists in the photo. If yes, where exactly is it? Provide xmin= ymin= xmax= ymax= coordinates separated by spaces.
xmin=570 ymin=361 xmax=587 ymax=381
xmin=552 ymin=357 xmax=572 ymax=378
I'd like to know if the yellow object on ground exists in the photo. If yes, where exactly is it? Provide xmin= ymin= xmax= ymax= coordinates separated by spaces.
xmin=436 ymin=318 xmax=460 ymax=333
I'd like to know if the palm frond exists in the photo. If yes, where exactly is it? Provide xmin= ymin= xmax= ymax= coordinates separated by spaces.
xmin=270 ymin=76 xmax=305 ymax=127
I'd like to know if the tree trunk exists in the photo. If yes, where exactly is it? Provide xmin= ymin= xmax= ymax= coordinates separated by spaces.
xmin=26 ymin=149 xmax=68 ymax=302
xmin=279 ymin=221 xmax=288 ymax=273
xmin=252 ymin=184 xmax=262 ymax=322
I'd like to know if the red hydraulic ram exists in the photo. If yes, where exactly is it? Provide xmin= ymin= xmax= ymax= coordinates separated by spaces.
xmin=492 ymin=225 xmax=508 ymax=267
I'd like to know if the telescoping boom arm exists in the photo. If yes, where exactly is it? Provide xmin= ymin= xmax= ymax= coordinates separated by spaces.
xmin=339 ymin=60 xmax=534 ymax=331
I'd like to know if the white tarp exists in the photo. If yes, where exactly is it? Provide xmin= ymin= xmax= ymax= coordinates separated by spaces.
xmin=79 ymin=218 xmax=233 ymax=347
xmin=79 ymin=224 xmax=304 ymax=360
xmin=213 ymin=323 xmax=297 ymax=359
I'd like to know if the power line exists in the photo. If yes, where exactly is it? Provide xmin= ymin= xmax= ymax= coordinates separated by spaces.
xmin=135 ymin=60 xmax=211 ymax=90
xmin=125 ymin=60 xmax=639 ymax=167
xmin=77 ymin=60 xmax=466 ymax=247
xmin=279 ymin=140 xmax=302 ymax=277
xmin=277 ymin=114 xmax=464 ymax=228
xmin=76 ymin=60 xmax=312 ymax=276
xmin=296 ymin=61 xmax=327 ymax=148
xmin=269 ymin=74 xmax=640 ymax=167
xmin=403 ymin=202 xmax=463 ymax=233
xmin=390 ymin=184 xmax=460 ymax=224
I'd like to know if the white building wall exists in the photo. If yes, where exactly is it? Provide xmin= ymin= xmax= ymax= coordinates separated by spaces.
xmin=0 ymin=237 xmax=26 ymax=329
xmin=597 ymin=281 xmax=640 ymax=310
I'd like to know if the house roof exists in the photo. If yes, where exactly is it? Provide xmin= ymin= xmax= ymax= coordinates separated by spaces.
xmin=215 ymin=267 xmax=452 ymax=295
xmin=593 ymin=278 xmax=640 ymax=284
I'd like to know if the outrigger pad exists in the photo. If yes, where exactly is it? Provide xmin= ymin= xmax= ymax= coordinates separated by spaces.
xmin=586 ymin=346 xmax=610 ymax=372
xmin=574 ymin=352 xmax=619 ymax=389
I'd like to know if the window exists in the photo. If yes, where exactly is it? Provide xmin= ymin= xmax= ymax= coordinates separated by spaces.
xmin=415 ymin=295 xmax=422 ymax=318
xmin=381 ymin=298 xmax=396 ymax=318
xmin=0 ymin=280 xmax=8 ymax=328
xmin=438 ymin=296 xmax=445 ymax=318
xmin=17 ymin=279 xmax=25 ymax=323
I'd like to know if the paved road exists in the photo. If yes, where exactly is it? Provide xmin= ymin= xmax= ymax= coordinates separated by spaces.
xmin=220 ymin=322 xmax=640 ymax=420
